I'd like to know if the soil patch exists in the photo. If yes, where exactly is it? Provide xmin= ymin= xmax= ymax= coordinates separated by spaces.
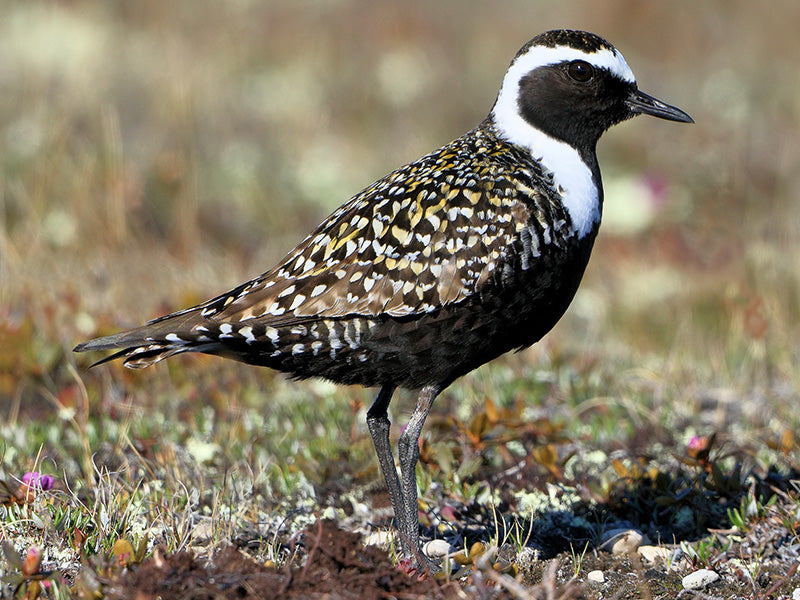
xmin=108 ymin=520 xmax=460 ymax=599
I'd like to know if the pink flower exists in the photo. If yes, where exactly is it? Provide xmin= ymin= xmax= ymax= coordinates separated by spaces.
xmin=22 ymin=472 xmax=55 ymax=491
xmin=687 ymin=436 xmax=705 ymax=451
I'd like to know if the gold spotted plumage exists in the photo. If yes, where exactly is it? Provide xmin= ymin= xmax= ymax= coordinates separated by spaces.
xmin=189 ymin=124 xmax=574 ymax=328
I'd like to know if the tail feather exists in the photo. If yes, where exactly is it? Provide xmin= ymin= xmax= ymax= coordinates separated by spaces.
xmin=73 ymin=307 xmax=221 ymax=369
xmin=81 ymin=342 xmax=220 ymax=369
xmin=73 ymin=329 xmax=152 ymax=354
xmin=74 ymin=294 xmax=316 ymax=370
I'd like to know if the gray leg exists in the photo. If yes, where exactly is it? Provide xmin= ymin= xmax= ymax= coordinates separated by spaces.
xmin=366 ymin=386 xmax=411 ymax=556
xmin=397 ymin=384 xmax=441 ymax=572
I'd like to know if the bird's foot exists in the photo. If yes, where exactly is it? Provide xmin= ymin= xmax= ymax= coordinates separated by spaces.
xmin=397 ymin=553 xmax=441 ymax=579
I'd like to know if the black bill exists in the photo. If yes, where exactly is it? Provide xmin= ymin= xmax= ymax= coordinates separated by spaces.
xmin=626 ymin=89 xmax=694 ymax=123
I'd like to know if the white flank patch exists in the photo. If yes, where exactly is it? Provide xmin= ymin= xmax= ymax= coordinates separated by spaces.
xmin=329 ymin=328 xmax=343 ymax=350
xmin=492 ymin=45 xmax=634 ymax=238
xmin=343 ymin=326 xmax=355 ymax=348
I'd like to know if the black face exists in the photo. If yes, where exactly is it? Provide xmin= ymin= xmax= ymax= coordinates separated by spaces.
xmin=517 ymin=60 xmax=637 ymax=152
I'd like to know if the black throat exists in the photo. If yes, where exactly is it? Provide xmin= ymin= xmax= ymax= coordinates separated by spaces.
xmin=516 ymin=63 xmax=636 ymax=163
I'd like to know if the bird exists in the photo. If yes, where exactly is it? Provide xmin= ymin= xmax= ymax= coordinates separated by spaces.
xmin=74 ymin=29 xmax=692 ymax=573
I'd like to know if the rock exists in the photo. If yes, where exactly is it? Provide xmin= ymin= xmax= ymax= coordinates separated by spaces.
xmin=682 ymin=569 xmax=720 ymax=590
xmin=587 ymin=569 xmax=605 ymax=583
xmin=792 ymin=587 xmax=800 ymax=600
xmin=422 ymin=539 xmax=450 ymax=559
xmin=600 ymin=528 xmax=643 ymax=555
xmin=637 ymin=545 xmax=673 ymax=564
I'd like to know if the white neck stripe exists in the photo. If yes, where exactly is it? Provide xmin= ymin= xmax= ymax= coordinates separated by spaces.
xmin=490 ymin=45 xmax=631 ymax=238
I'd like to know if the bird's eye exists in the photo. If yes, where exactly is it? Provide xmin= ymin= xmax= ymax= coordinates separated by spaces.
xmin=567 ymin=60 xmax=594 ymax=82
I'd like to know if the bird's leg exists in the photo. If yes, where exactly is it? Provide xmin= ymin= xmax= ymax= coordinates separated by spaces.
xmin=366 ymin=386 xmax=411 ymax=556
xmin=397 ymin=384 xmax=441 ymax=573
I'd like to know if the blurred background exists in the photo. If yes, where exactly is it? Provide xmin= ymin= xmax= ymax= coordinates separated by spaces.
xmin=1 ymin=0 xmax=798 ymax=444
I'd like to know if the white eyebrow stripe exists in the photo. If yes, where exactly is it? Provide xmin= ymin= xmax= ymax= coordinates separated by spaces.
xmin=503 ymin=46 xmax=635 ymax=88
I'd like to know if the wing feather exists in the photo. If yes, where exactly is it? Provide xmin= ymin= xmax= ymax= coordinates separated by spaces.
xmin=202 ymin=141 xmax=534 ymax=327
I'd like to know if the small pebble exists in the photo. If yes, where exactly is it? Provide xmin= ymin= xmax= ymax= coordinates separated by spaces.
xmin=601 ymin=528 xmax=643 ymax=555
xmin=637 ymin=545 xmax=672 ymax=564
xmin=422 ymin=539 xmax=450 ymax=559
xmin=682 ymin=569 xmax=719 ymax=590
xmin=792 ymin=587 xmax=800 ymax=600
xmin=587 ymin=570 xmax=605 ymax=583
